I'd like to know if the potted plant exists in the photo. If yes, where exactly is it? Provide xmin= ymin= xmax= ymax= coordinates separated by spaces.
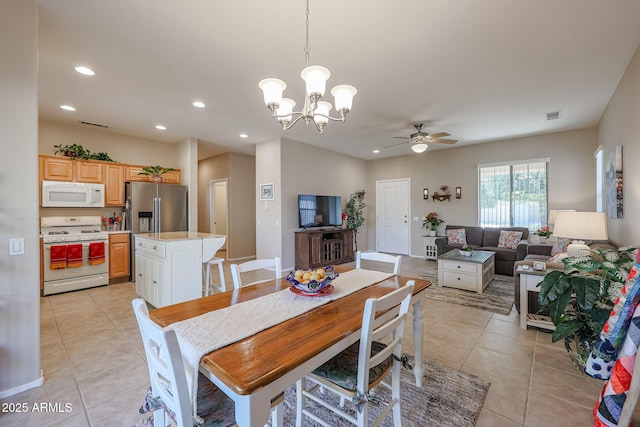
xmin=535 ymin=225 xmax=552 ymax=243
xmin=537 ymin=246 xmax=636 ymax=370
xmin=421 ymin=212 xmax=444 ymax=236
xmin=344 ymin=190 xmax=366 ymax=251
xmin=53 ymin=143 xmax=89 ymax=159
xmin=138 ymin=165 xmax=176 ymax=183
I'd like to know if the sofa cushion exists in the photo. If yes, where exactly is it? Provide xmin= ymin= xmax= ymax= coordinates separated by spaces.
xmin=551 ymin=237 xmax=571 ymax=255
xmin=446 ymin=228 xmax=467 ymax=245
xmin=547 ymin=252 xmax=569 ymax=263
xmin=487 ymin=246 xmax=518 ymax=261
xmin=498 ymin=230 xmax=523 ymax=249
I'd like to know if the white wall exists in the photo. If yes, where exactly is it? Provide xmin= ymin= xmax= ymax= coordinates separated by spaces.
xmin=255 ymin=139 xmax=282 ymax=262
xmin=0 ymin=0 xmax=42 ymax=397
xmin=367 ymin=128 xmax=598 ymax=256
xmin=598 ymin=43 xmax=640 ymax=247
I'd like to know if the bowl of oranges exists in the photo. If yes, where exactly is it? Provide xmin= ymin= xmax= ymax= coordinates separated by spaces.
xmin=286 ymin=266 xmax=338 ymax=295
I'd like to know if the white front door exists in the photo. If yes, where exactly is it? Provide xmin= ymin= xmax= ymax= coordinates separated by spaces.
xmin=376 ymin=179 xmax=410 ymax=254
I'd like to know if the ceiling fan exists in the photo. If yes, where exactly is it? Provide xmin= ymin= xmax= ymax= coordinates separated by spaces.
xmin=384 ymin=123 xmax=458 ymax=153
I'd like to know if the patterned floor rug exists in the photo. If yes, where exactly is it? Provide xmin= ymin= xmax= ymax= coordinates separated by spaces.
xmin=419 ymin=268 xmax=515 ymax=315
xmin=283 ymin=356 xmax=489 ymax=427
xmin=134 ymin=357 xmax=490 ymax=427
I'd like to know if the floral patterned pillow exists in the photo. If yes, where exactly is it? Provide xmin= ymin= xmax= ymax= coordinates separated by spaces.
xmin=445 ymin=228 xmax=467 ymax=245
xmin=547 ymin=252 xmax=569 ymax=264
xmin=497 ymin=230 xmax=523 ymax=249
xmin=551 ymin=237 xmax=571 ymax=256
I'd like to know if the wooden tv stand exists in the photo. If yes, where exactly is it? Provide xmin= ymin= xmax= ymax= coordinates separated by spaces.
xmin=295 ymin=229 xmax=354 ymax=269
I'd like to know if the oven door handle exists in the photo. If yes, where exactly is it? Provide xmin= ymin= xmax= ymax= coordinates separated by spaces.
xmin=44 ymin=241 xmax=107 ymax=250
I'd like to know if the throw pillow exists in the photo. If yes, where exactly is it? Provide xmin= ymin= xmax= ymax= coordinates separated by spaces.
xmin=547 ymin=252 xmax=569 ymax=264
xmin=497 ymin=230 xmax=523 ymax=249
xmin=551 ymin=237 xmax=571 ymax=256
xmin=446 ymin=228 xmax=467 ymax=245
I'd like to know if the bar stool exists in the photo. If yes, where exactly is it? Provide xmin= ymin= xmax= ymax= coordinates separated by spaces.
xmin=202 ymin=257 xmax=226 ymax=296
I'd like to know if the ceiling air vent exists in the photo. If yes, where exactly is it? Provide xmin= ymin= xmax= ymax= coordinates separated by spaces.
xmin=79 ymin=121 xmax=109 ymax=128
xmin=545 ymin=110 xmax=562 ymax=121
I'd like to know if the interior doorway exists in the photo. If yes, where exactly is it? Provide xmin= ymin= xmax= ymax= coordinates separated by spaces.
xmin=376 ymin=178 xmax=411 ymax=255
xmin=209 ymin=179 xmax=228 ymax=250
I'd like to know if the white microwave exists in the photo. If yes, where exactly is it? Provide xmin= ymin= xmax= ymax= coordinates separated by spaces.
xmin=42 ymin=181 xmax=105 ymax=208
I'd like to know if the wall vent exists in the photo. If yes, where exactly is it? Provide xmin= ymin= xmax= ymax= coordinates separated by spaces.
xmin=545 ymin=110 xmax=561 ymax=121
xmin=79 ymin=121 xmax=109 ymax=128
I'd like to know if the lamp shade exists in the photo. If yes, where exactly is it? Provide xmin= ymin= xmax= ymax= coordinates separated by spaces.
xmin=258 ymin=78 xmax=286 ymax=106
xmin=276 ymin=98 xmax=296 ymax=123
xmin=552 ymin=211 xmax=608 ymax=241
xmin=548 ymin=209 xmax=576 ymax=227
xmin=331 ymin=84 xmax=357 ymax=112
xmin=411 ymin=143 xmax=428 ymax=153
xmin=313 ymin=101 xmax=332 ymax=125
xmin=300 ymin=65 xmax=330 ymax=96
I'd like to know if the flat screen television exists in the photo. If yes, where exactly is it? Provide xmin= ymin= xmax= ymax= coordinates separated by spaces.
xmin=298 ymin=194 xmax=342 ymax=229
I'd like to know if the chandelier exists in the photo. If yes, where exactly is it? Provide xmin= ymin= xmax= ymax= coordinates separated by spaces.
xmin=258 ymin=0 xmax=357 ymax=133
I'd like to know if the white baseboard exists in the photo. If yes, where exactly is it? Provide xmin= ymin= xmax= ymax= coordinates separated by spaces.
xmin=0 ymin=369 xmax=44 ymax=399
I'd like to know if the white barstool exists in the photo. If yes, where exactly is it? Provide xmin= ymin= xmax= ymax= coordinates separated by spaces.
xmin=203 ymin=257 xmax=226 ymax=296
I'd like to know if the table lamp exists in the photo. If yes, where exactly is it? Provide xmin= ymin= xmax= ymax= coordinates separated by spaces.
xmin=552 ymin=211 xmax=608 ymax=257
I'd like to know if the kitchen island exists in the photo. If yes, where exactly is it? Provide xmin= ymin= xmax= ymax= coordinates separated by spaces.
xmin=134 ymin=232 xmax=226 ymax=308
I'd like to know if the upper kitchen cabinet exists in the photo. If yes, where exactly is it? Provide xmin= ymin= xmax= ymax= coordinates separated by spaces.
xmin=104 ymin=163 xmax=125 ymax=206
xmin=125 ymin=165 xmax=181 ymax=184
xmin=41 ymin=154 xmax=103 ymax=183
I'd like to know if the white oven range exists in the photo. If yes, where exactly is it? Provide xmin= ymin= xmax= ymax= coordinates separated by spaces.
xmin=41 ymin=216 xmax=109 ymax=296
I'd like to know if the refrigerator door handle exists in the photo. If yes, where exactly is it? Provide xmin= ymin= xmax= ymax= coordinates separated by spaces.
xmin=153 ymin=197 xmax=161 ymax=233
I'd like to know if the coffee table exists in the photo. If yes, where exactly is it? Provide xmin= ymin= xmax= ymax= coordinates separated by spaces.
xmin=437 ymin=250 xmax=495 ymax=294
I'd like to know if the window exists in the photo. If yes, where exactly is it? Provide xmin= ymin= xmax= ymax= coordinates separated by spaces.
xmin=595 ymin=146 xmax=603 ymax=212
xmin=478 ymin=159 xmax=549 ymax=230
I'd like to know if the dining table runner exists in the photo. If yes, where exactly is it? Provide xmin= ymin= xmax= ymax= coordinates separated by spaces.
xmin=168 ymin=268 xmax=394 ymax=417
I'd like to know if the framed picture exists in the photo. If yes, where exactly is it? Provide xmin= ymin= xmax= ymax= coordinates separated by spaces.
xmin=260 ymin=183 xmax=274 ymax=201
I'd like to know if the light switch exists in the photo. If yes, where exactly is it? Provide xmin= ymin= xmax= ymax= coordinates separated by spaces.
xmin=9 ymin=238 xmax=25 ymax=255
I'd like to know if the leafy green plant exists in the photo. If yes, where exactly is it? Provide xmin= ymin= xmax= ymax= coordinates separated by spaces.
xmin=53 ymin=144 xmax=114 ymax=161
xmin=538 ymin=246 xmax=636 ymax=368
xmin=344 ymin=190 xmax=366 ymax=251
xmin=138 ymin=165 xmax=176 ymax=176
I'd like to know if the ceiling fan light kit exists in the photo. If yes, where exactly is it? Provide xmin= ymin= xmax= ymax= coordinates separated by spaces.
xmin=384 ymin=123 xmax=458 ymax=153
xmin=258 ymin=0 xmax=357 ymax=133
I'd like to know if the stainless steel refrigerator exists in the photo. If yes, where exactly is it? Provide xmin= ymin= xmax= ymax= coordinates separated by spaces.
xmin=125 ymin=182 xmax=188 ymax=279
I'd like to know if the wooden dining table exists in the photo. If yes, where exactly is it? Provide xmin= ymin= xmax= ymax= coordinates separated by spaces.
xmin=150 ymin=265 xmax=431 ymax=427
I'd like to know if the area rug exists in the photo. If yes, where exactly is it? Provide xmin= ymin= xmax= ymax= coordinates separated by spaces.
xmin=133 ymin=357 xmax=489 ymax=427
xmin=420 ymin=268 xmax=515 ymax=315
xmin=283 ymin=356 xmax=489 ymax=427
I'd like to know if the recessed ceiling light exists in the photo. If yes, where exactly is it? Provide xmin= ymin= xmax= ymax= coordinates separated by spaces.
xmin=155 ymin=125 xmax=167 ymax=131
xmin=372 ymin=149 xmax=380 ymax=154
xmin=192 ymin=101 xmax=206 ymax=108
xmin=74 ymin=66 xmax=95 ymax=76
xmin=239 ymin=133 xmax=249 ymax=138
xmin=60 ymin=105 xmax=76 ymax=111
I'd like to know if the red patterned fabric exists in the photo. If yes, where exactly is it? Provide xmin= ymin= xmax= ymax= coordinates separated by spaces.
xmin=50 ymin=245 xmax=67 ymax=270
xmin=89 ymin=242 xmax=105 ymax=265
xmin=67 ymin=244 xmax=83 ymax=268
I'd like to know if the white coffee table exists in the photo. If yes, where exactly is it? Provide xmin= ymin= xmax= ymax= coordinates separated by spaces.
xmin=437 ymin=250 xmax=495 ymax=294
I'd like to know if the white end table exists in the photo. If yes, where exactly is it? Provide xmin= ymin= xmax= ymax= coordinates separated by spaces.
xmin=423 ymin=235 xmax=438 ymax=260
xmin=517 ymin=265 xmax=555 ymax=331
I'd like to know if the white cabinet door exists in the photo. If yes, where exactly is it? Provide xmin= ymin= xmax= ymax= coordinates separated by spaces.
xmin=149 ymin=257 xmax=164 ymax=308
xmin=135 ymin=253 xmax=149 ymax=300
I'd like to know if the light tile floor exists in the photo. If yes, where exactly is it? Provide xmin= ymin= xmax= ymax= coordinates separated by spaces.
xmin=1 ymin=255 xmax=634 ymax=426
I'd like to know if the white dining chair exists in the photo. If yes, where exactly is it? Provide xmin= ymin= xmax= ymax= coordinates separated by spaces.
xmin=355 ymin=251 xmax=402 ymax=275
xmin=230 ymin=257 xmax=282 ymax=289
xmin=132 ymin=298 xmax=283 ymax=427
xmin=295 ymin=282 xmax=415 ymax=427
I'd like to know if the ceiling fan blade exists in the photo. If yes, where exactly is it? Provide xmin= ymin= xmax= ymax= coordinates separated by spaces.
xmin=393 ymin=136 xmax=410 ymax=140
xmin=430 ymin=139 xmax=458 ymax=144
xmin=383 ymin=141 xmax=410 ymax=149
xmin=429 ymin=132 xmax=450 ymax=139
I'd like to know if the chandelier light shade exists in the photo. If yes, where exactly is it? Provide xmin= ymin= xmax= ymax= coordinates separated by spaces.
xmin=258 ymin=0 xmax=356 ymax=133
xmin=411 ymin=143 xmax=428 ymax=153
xmin=552 ymin=211 xmax=608 ymax=257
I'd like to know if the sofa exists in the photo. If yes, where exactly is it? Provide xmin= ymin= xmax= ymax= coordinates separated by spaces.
xmin=513 ymin=240 xmax=617 ymax=313
xmin=434 ymin=225 xmax=530 ymax=276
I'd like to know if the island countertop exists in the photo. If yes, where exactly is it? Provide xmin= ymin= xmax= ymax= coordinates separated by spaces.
xmin=134 ymin=231 xmax=226 ymax=241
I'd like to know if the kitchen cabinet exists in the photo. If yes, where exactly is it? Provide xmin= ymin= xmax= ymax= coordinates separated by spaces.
xmin=104 ymin=163 xmax=125 ymax=206
xmin=74 ymin=160 xmax=103 ymax=183
xmin=42 ymin=155 xmax=74 ymax=181
xmin=134 ymin=232 xmax=223 ymax=308
xmin=125 ymin=165 xmax=181 ymax=184
xmin=109 ymin=233 xmax=130 ymax=279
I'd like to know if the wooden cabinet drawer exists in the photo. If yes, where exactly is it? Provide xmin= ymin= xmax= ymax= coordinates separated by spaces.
xmin=440 ymin=260 xmax=477 ymax=273
xmin=109 ymin=233 xmax=129 ymax=244
xmin=442 ymin=271 xmax=477 ymax=290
